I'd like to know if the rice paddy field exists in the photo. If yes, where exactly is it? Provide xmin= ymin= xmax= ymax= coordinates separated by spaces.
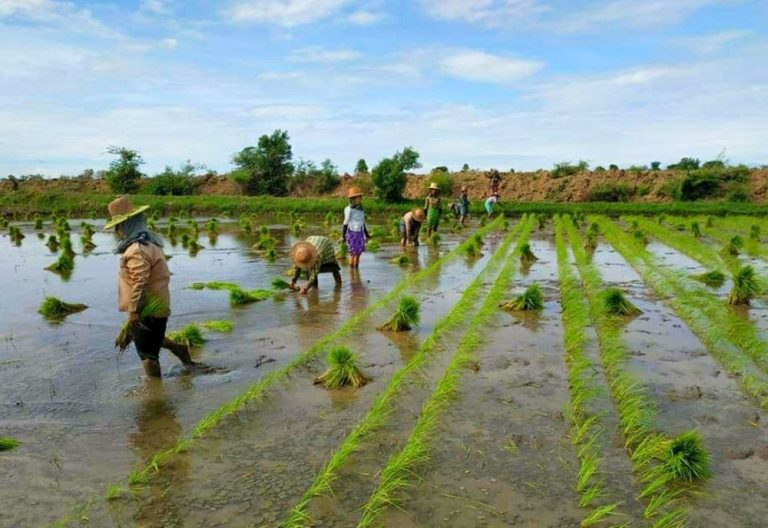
xmin=2 ymin=211 xmax=768 ymax=528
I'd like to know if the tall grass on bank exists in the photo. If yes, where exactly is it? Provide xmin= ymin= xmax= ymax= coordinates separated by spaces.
xmin=281 ymin=217 xmax=526 ymax=527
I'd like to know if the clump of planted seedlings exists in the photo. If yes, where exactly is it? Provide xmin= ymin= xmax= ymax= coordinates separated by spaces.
xmin=659 ymin=430 xmax=712 ymax=482
xmin=292 ymin=217 xmax=304 ymax=236
xmin=206 ymin=218 xmax=218 ymax=235
xmin=324 ymin=211 xmax=334 ymax=228
xmin=721 ymin=235 xmax=743 ymax=257
xmin=602 ymin=287 xmax=641 ymax=316
xmin=537 ymin=214 xmax=547 ymax=230
xmin=45 ymin=235 xmax=75 ymax=275
xmin=633 ymin=229 xmax=649 ymax=246
xmin=271 ymin=277 xmax=292 ymax=290
xmin=8 ymin=225 xmax=24 ymax=245
xmin=691 ymin=270 xmax=726 ymax=288
xmin=254 ymin=228 xmax=276 ymax=250
xmin=115 ymin=296 xmax=168 ymax=353
xmin=465 ymin=239 xmax=482 ymax=258
xmin=584 ymin=230 xmax=598 ymax=251
xmin=378 ymin=296 xmax=420 ymax=331
xmin=180 ymin=232 xmax=190 ymax=248
xmin=80 ymin=223 xmax=96 ymax=251
xmin=390 ymin=254 xmax=410 ymax=266
xmin=38 ymin=297 xmax=88 ymax=320
xmin=313 ymin=347 xmax=370 ymax=388
xmin=750 ymin=225 xmax=761 ymax=241
xmin=428 ymin=232 xmax=441 ymax=245
xmin=519 ymin=242 xmax=538 ymax=264
xmin=34 ymin=216 xmax=44 ymax=230
xmin=45 ymin=234 xmax=60 ymax=251
xmin=0 ymin=437 xmax=21 ymax=451
xmin=690 ymin=222 xmax=702 ymax=238
xmin=239 ymin=216 xmax=252 ymax=233
xmin=473 ymin=232 xmax=484 ymax=246
xmin=167 ymin=324 xmax=206 ymax=347
xmin=200 ymin=320 xmax=234 ymax=333
xmin=188 ymin=239 xmax=203 ymax=256
xmin=499 ymin=283 xmax=544 ymax=311
xmin=727 ymin=265 xmax=760 ymax=306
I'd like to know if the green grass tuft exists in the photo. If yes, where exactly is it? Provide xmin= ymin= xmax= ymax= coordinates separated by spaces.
xmin=200 ymin=320 xmax=234 ymax=333
xmin=38 ymin=297 xmax=88 ymax=320
xmin=500 ymin=283 xmax=544 ymax=311
xmin=167 ymin=324 xmax=206 ymax=347
xmin=313 ymin=347 xmax=370 ymax=388
xmin=0 ymin=437 xmax=21 ymax=451
xmin=727 ymin=265 xmax=761 ymax=305
xmin=378 ymin=296 xmax=421 ymax=331
xmin=660 ymin=431 xmax=712 ymax=482
xmin=691 ymin=270 xmax=726 ymax=288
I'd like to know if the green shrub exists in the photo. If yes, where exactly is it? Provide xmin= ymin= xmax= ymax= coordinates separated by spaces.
xmin=105 ymin=146 xmax=143 ymax=193
xmin=230 ymin=129 xmax=294 ymax=196
xmin=424 ymin=168 xmax=453 ymax=196
xmin=144 ymin=162 xmax=201 ymax=196
xmin=667 ymin=157 xmax=700 ymax=171
xmin=552 ymin=160 xmax=588 ymax=178
xmin=586 ymin=183 xmax=635 ymax=202
xmin=371 ymin=147 xmax=421 ymax=202
xmin=726 ymin=187 xmax=749 ymax=202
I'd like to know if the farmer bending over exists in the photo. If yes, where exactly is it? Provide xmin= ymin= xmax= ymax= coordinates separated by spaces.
xmin=290 ymin=235 xmax=342 ymax=294
xmin=400 ymin=208 xmax=426 ymax=247
xmin=107 ymin=196 xmax=196 ymax=378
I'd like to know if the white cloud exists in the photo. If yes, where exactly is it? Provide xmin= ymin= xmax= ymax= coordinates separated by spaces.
xmin=675 ymin=30 xmax=752 ymax=54
xmin=440 ymin=51 xmax=543 ymax=83
xmin=420 ymin=0 xmax=547 ymax=26
xmin=139 ymin=0 xmax=172 ymax=15
xmin=289 ymin=47 xmax=362 ymax=63
xmin=160 ymin=37 xmax=179 ymax=49
xmin=347 ymin=10 xmax=382 ymax=25
xmin=250 ymin=103 xmax=330 ymax=120
xmin=0 ymin=0 xmax=115 ymax=37
xmin=224 ymin=0 xmax=351 ymax=27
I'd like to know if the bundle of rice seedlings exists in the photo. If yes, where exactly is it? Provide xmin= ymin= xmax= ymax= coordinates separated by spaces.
xmin=260 ymin=225 xmax=269 ymax=236
xmin=750 ymin=225 xmax=761 ymax=241
xmin=45 ymin=236 xmax=75 ymax=274
xmin=9 ymin=226 xmax=25 ymax=245
xmin=166 ymin=222 xmax=177 ymax=237
xmin=390 ymin=254 xmax=410 ymax=266
xmin=57 ymin=218 xmax=71 ymax=231
xmin=147 ymin=219 xmax=158 ymax=231
xmin=167 ymin=324 xmax=206 ymax=347
xmin=378 ymin=296 xmax=420 ymax=331
xmin=537 ymin=214 xmax=547 ymax=230
xmin=473 ymin=232 xmax=484 ymax=246
xmin=0 ymin=218 xmax=8 ymax=229
xmin=584 ymin=231 xmax=598 ymax=251
xmin=45 ymin=234 xmax=60 ymax=251
xmin=336 ymin=241 xmax=349 ymax=260
xmin=705 ymin=216 xmax=714 ymax=227
xmin=503 ymin=219 xmax=510 ymax=231
xmin=721 ymin=236 xmax=743 ymax=257
xmin=500 ymin=283 xmax=544 ymax=311
xmin=292 ymin=218 xmax=304 ymax=236
xmin=194 ymin=281 xmax=239 ymax=291
xmin=34 ymin=216 xmax=44 ymax=230
xmin=313 ymin=347 xmax=370 ymax=388
xmin=80 ymin=233 xmax=96 ymax=251
xmin=201 ymin=320 xmax=234 ymax=333
xmin=0 ymin=437 xmax=21 ymax=451
xmin=206 ymin=218 xmax=218 ymax=234
xmin=427 ymin=232 xmax=441 ymax=245
xmin=633 ymin=229 xmax=649 ymax=246
xmin=264 ymin=247 xmax=277 ymax=262
xmin=254 ymin=233 xmax=276 ymax=250
xmin=115 ymin=296 xmax=168 ymax=352
xmin=229 ymin=288 xmax=271 ymax=306
xmin=271 ymin=277 xmax=292 ymax=290
xmin=727 ymin=265 xmax=760 ymax=305
xmin=603 ymin=288 xmax=641 ymax=316
xmin=659 ymin=430 xmax=712 ymax=482
xmin=366 ymin=239 xmax=381 ymax=252
xmin=187 ymin=220 xmax=199 ymax=236
xmin=180 ymin=232 xmax=190 ymax=248
xmin=188 ymin=239 xmax=203 ymax=255
xmin=465 ymin=239 xmax=482 ymax=258
xmin=519 ymin=242 xmax=538 ymax=264
xmin=691 ymin=270 xmax=726 ymax=288
xmin=38 ymin=297 xmax=88 ymax=320
xmin=690 ymin=222 xmax=702 ymax=238
xmin=239 ymin=216 xmax=252 ymax=233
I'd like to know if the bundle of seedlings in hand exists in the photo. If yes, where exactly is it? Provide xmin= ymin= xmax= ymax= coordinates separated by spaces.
xmin=271 ymin=277 xmax=292 ymax=290
xmin=519 ymin=242 xmax=538 ymax=264
xmin=750 ymin=224 xmax=761 ymax=241
xmin=727 ymin=265 xmax=761 ymax=306
xmin=0 ymin=437 xmax=21 ymax=451
xmin=313 ymin=347 xmax=370 ymax=388
xmin=206 ymin=218 xmax=219 ymax=234
xmin=229 ymin=287 xmax=271 ymax=306
xmin=34 ymin=216 xmax=44 ymax=230
xmin=691 ymin=270 xmax=726 ymax=288
xmin=659 ymin=430 xmax=712 ymax=482
xmin=464 ymin=239 xmax=482 ymax=258
xmin=721 ymin=235 xmax=743 ymax=257
xmin=201 ymin=320 xmax=234 ymax=333
xmin=336 ymin=241 xmax=349 ymax=261
xmin=499 ymin=283 xmax=544 ymax=311
xmin=45 ymin=236 xmax=75 ymax=274
xmin=690 ymin=222 xmax=702 ymax=238
xmin=115 ymin=296 xmax=168 ymax=352
xmin=390 ymin=254 xmax=410 ymax=266
xmin=38 ymin=296 xmax=88 ymax=320
xmin=602 ymin=287 xmax=641 ymax=316
xmin=167 ymin=324 xmax=206 ymax=347
xmin=378 ymin=296 xmax=420 ymax=331
xmin=45 ymin=234 xmax=60 ymax=251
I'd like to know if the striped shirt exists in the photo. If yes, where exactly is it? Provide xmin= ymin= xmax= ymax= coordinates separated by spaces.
xmin=293 ymin=235 xmax=337 ymax=285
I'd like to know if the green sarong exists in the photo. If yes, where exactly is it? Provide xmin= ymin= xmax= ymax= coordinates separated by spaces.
xmin=427 ymin=207 xmax=440 ymax=230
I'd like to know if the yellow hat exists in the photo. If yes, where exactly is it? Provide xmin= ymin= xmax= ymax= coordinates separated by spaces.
xmin=347 ymin=186 xmax=363 ymax=198
xmin=104 ymin=196 xmax=150 ymax=230
xmin=290 ymin=241 xmax=319 ymax=269
xmin=428 ymin=182 xmax=440 ymax=191
xmin=413 ymin=208 xmax=426 ymax=222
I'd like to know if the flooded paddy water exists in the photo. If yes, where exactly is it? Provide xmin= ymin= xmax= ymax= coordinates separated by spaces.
xmin=2 ymin=214 xmax=768 ymax=527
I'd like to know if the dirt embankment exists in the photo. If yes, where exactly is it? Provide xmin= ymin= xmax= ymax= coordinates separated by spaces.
xmin=4 ymin=169 xmax=768 ymax=202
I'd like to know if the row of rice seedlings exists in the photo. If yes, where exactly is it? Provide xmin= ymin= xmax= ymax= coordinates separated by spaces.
xmin=553 ymin=216 xmax=628 ymax=524
xmin=355 ymin=218 xmax=536 ymax=528
xmin=564 ymin=216 xmax=697 ymax=526
xmin=688 ymin=216 xmax=768 ymax=261
xmin=596 ymin=217 xmax=768 ymax=404
xmin=80 ymin=223 xmax=96 ymax=251
xmin=70 ymin=217 xmax=512 ymax=520
xmin=38 ymin=296 xmax=88 ymax=321
xmin=281 ymin=217 xmax=529 ymax=527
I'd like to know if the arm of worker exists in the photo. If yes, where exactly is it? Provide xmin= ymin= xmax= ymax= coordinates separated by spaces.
xmin=364 ymin=224 xmax=371 ymax=240
xmin=124 ymin=249 xmax=150 ymax=325
xmin=301 ymin=267 xmax=319 ymax=294
xmin=290 ymin=266 xmax=302 ymax=291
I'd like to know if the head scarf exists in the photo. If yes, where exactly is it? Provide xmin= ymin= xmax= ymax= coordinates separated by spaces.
xmin=113 ymin=213 xmax=164 ymax=254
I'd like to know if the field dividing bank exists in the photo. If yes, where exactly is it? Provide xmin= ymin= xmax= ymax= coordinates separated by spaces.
xmin=49 ymin=218 xmax=505 ymax=528
xmin=596 ymin=217 xmax=768 ymax=406
xmin=565 ymin=216 xmax=694 ymax=526
xmin=354 ymin=216 xmax=538 ymax=527
xmin=281 ymin=216 xmax=533 ymax=527
xmin=554 ymin=216 xmax=638 ymax=526
xmin=5 ymin=191 xmax=768 ymax=219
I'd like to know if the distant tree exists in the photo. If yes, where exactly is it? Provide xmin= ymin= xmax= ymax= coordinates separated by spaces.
xmin=667 ymin=157 xmax=700 ymax=171
xmin=355 ymin=158 xmax=369 ymax=175
xmin=318 ymin=159 xmax=340 ymax=193
xmin=552 ymin=160 xmax=589 ymax=178
xmin=594 ymin=166 xmax=606 ymax=172
xmin=105 ymin=146 xmax=144 ymax=193
xmin=432 ymin=166 xmax=449 ymax=173
xmin=461 ymin=163 xmax=470 ymax=172
xmin=609 ymin=164 xmax=619 ymax=171
xmin=78 ymin=168 xmax=95 ymax=180
xmin=702 ymin=159 xmax=726 ymax=170
xmin=650 ymin=161 xmax=661 ymax=171
xmin=291 ymin=158 xmax=340 ymax=194
xmin=144 ymin=160 xmax=203 ymax=195
xmin=371 ymin=146 xmax=421 ymax=202
xmin=231 ymin=129 xmax=294 ymax=195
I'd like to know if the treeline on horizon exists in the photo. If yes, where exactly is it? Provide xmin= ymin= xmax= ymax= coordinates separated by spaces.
xmin=3 ymin=129 xmax=765 ymax=204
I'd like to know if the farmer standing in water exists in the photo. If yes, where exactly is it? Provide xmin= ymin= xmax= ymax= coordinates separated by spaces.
xmin=290 ymin=235 xmax=342 ymax=294
xmin=106 ymin=196 xmax=196 ymax=378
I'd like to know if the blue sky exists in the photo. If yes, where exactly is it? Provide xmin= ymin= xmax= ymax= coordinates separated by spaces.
xmin=1 ymin=0 xmax=767 ymax=176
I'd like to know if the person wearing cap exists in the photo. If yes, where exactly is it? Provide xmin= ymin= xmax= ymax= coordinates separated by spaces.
xmin=424 ymin=182 xmax=442 ymax=237
xmin=458 ymin=186 xmax=470 ymax=227
xmin=485 ymin=193 xmax=500 ymax=218
xmin=290 ymin=235 xmax=342 ymax=294
xmin=343 ymin=186 xmax=371 ymax=269
xmin=399 ymin=208 xmax=426 ymax=247
xmin=106 ymin=196 xmax=195 ymax=378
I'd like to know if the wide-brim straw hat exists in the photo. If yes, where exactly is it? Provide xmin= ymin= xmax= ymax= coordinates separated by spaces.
xmin=347 ymin=186 xmax=363 ymax=198
xmin=460 ymin=186 xmax=468 ymax=192
xmin=413 ymin=208 xmax=426 ymax=222
xmin=104 ymin=195 xmax=150 ymax=230
xmin=290 ymin=241 xmax=319 ymax=269
xmin=428 ymin=182 xmax=440 ymax=191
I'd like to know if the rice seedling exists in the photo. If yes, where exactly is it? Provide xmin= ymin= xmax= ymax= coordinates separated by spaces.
xmin=473 ymin=232 xmax=484 ymax=246
xmin=45 ymin=236 xmax=75 ymax=274
xmin=336 ymin=241 xmax=349 ymax=261
xmin=499 ymin=283 xmax=544 ymax=311
xmin=166 ymin=221 xmax=177 ymax=237
xmin=167 ymin=324 xmax=206 ymax=347
xmin=188 ymin=239 xmax=203 ymax=255
xmin=200 ymin=320 xmax=234 ymax=333
xmin=690 ymin=222 xmax=702 ymax=238
xmin=750 ymin=224 xmax=761 ymax=241
xmin=206 ymin=218 xmax=218 ymax=234
xmin=34 ymin=216 xmax=44 ymax=229
xmin=721 ymin=235 xmax=743 ymax=257
xmin=705 ymin=216 xmax=714 ymax=227
xmin=80 ymin=233 xmax=96 ymax=251
xmin=0 ymin=437 xmax=21 ymax=451
xmin=324 ymin=211 xmax=334 ymax=228
xmin=180 ymin=232 xmax=190 ymax=248
xmin=260 ymin=225 xmax=269 ymax=236
xmin=503 ymin=219 xmax=510 ymax=231
xmin=292 ymin=218 xmax=305 ymax=236
xmin=45 ymin=234 xmax=60 ymax=251
xmin=691 ymin=270 xmax=726 ymax=288
xmin=464 ymin=239 xmax=482 ymax=258
xmin=366 ymin=239 xmax=381 ymax=252
xmin=390 ymin=254 xmax=410 ymax=266
xmin=313 ymin=347 xmax=370 ymax=388
xmin=378 ymin=296 xmax=420 ymax=331
xmin=239 ymin=216 xmax=252 ymax=233
xmin=147 ymin=219 xmax=157 ymax=231
xmin=115 ymin=296 xmax=168 ymax=352
xmin=659 ymin=431 xmax=712 ymax=482
xmin=38 ymin=297 xmax=88 ymax=320
xmin=602 ymin=288 xmax=641 ymax=316
xmin=727 ymin=265 xmax=760 ymax=305
xmin=191 ymin=281 xmax=239 ymax=291
xmin=0 ymin=218 xmax=8 ymax=229
xmin=271 ymin=277 xmax=292 ymax=290
xmin=537 ymin=214 xmax=547 ymax=229
xmin=584 ymin=230 xmax=598 ymax=251
xmin=229 ymin=287 xmax=271 ymax=306
xmin=254 ymin=232 xmax=276 ymax=250
xmin=105 ymin=485 xmax=124 ymax=501
xmin=187 ymin=219 xmax=199 ymax=237
xmin=519 ymin=242 xmax=538 ymax=264
xmin=8 ymin=225 xmax=25 ymax=245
